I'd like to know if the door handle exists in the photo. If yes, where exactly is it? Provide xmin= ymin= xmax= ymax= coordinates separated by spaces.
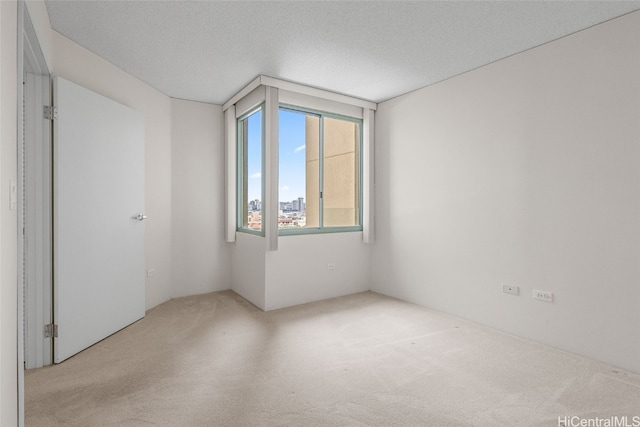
xmin=134 ymin=213 xmax=148 ymax=221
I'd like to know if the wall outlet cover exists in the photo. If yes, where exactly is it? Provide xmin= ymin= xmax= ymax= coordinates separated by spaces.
xmin=502 ymin=284 xmax=519 ymax=295
xmin=533 ymin=289 xmax=553 ymax=302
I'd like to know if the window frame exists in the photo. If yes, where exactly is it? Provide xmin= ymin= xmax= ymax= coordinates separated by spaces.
xmin=225 ymin=76 xmax=376 ymax=245
xmin=236 ymin=103 xmax=266 ymax=236
xmin=278 ymin=103 xmax=363 ymax=236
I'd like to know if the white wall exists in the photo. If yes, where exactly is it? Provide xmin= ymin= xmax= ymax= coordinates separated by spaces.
xmin=372 ymin=11 xmax=640 ymax=373
xmin=265 ymin=233 xmax=370 ymax=310
xmin=0 ymin=1 xmax=18 ymax=425
xmin=231 ymin=233 xmax=266 ymax=309
xmin=171 ymin=99 xmax=230 ymax=297
xmin=51 ymin=31 xmax=174 ymax=310
xmin=232 ymin=232 xmax=370 ymax=311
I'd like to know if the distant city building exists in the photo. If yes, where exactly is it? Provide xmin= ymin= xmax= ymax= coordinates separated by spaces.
xmin=249 ymin=199 xmax=261 ymax=211
xmin=276 ymin=198 xmax=307 ymax=229
xmin=251 ymin=198 xmax=304 ymax=213
xmin=280 ymin=201 xmax=293 ymax=211
xmin=289 ymin=197 xmax=305 ymax=212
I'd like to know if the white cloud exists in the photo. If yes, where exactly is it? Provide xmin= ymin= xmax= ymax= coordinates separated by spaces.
xmin=294 ymin=144 xmax=305 ymax=153
xmin=249 ymin=172 xmax=261 ymax=179
xmin=281 ymin=185 xmax=291 ymax=191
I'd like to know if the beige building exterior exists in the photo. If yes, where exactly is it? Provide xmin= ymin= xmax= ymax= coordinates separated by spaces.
xmin=305 ymin=116 xmax=359 ymax=228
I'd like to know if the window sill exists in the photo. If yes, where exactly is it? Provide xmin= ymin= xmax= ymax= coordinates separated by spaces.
xmin=279 ymin=227 xmax=362 ymax=236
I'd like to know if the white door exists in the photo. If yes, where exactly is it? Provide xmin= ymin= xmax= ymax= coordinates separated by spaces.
xmin=53 ymin=77 xmax=145 ymax=363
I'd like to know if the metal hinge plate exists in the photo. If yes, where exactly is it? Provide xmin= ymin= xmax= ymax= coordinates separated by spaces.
xmin=43 ymin=105 xmax=57 ymax=120
xmin=44 ymin=324 xmax=58 ymax=338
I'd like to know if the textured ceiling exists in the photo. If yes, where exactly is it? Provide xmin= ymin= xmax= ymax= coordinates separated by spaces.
xmin=45 ymin=1 xmax=640 ymax=105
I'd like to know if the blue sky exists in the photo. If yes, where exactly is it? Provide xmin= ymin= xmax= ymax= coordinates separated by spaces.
xmin=246 ymin=110 xmax=262 ymax=201
xmin=246 ymin=108 xmax=307 ymax=203
xmin=278 ymin=109 xmax=307 ymax=203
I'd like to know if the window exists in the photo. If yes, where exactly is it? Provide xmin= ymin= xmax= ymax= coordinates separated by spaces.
xmin=237 ymin=105 xmax=264 ymax=234
xmin=227 ymin=76 xmax=374 ymax=244
xmin=278 ymin=105 xmax=362 ymax=234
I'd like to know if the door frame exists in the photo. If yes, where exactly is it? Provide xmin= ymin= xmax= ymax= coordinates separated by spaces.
xmin=23 ymin=59 xmax=52 ymax=369
xmin=18 ymin=1 xmax=52 ymax=426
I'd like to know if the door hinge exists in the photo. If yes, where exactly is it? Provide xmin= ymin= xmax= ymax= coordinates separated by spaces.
xmin=44 ymin=324 xmax=58 ymax=338
xmin=43 ymin=105 xmax=57 ymax=121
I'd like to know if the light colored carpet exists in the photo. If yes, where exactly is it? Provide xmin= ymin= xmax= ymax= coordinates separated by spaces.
xmin=25 ymin=290 xmax=640 ymax=426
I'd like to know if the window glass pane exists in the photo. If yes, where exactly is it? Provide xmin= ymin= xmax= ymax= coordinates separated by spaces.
xmin=239 ymin=108 xmax=262 ymax=231
xmin=323 ymin=116 xmax=360 ymax=227
xmin=278 ymin=109 xmax=319 ymax=229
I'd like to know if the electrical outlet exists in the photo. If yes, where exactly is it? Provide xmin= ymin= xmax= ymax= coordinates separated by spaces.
xmin=146 ymin=268 xmax=156 ymax=278
xmin=502 ymin=284 xmax=519 ymax=295
xmin=533 ymin=289 xmax=553 ymax=302
xmin=327 ymin=263 xmax=336 ymax=270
